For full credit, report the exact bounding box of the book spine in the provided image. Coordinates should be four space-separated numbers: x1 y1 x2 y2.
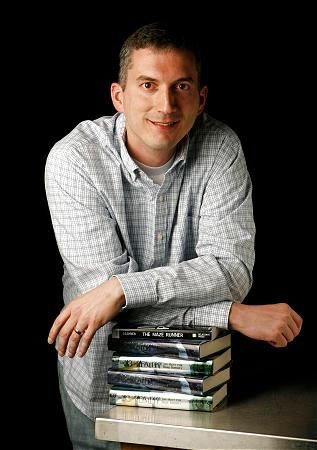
109 389 214 412
111 355 213 376
108 370 204 396
111 329 215 340
108 337 201 360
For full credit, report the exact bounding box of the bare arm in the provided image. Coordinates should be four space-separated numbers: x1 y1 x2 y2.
228 302 303 347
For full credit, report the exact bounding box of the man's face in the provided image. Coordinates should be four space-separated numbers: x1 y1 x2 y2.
111 48 207 165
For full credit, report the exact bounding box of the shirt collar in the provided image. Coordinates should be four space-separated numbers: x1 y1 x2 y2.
115 114 139 181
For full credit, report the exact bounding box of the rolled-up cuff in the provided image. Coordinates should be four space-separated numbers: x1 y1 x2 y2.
194 301 232 329
114 272 157 309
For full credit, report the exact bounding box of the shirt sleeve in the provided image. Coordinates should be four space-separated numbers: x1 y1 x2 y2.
119 301 232 329
116 134 255 310
45 142 139 302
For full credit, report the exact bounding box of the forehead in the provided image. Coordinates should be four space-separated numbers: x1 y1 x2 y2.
127 48 198 81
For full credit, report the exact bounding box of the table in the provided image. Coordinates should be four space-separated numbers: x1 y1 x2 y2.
95 375 317 449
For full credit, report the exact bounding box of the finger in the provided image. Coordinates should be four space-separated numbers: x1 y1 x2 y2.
48 308 71 344
287 315 302 340
290 309 303 330
67 327 86 358
56 321 79 357
280 325 295 343
269 334 288 348
77 326 96 358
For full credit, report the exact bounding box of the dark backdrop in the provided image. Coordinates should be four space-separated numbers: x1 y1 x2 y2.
44 10 314 449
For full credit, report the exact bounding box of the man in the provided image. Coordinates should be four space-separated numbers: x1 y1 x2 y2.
46 23 302 449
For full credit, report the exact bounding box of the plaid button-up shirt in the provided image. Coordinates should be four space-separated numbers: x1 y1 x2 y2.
45 112 255 418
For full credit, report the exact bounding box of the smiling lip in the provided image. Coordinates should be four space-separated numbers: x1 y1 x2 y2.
148 120 179 127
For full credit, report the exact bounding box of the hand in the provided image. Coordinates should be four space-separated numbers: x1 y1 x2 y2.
228 302 303 347
47 277 126 358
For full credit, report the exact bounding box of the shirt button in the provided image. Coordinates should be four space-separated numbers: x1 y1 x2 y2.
159 195 165 202
157 232 163 241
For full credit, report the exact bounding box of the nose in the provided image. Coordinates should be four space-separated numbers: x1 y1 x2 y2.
157 87 176 114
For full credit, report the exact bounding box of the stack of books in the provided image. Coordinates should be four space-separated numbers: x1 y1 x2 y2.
107 325 231 412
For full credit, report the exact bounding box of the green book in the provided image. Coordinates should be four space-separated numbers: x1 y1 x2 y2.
111 348 231 376
109 383 227 412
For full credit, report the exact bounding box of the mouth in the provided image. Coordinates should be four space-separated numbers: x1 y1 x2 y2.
148 120 179 128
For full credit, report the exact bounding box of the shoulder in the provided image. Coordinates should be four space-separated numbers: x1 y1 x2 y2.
187 114 246 176
46 113 122 171
190 113 242 154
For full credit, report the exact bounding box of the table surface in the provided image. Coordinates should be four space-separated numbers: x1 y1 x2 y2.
95 375 317 450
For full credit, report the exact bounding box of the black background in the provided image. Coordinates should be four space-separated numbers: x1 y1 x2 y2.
43 8 315 449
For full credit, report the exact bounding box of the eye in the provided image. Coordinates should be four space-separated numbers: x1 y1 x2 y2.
142 82 153 89
177 83 190 91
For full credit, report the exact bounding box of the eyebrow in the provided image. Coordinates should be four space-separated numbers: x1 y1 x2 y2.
136 75 195 84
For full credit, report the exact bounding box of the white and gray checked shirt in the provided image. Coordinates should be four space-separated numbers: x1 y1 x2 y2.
45 112 255 418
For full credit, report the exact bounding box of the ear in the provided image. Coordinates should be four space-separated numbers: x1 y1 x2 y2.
111 83 124 112
197 85 208 116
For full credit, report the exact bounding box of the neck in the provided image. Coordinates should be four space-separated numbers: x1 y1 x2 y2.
128 148 176 167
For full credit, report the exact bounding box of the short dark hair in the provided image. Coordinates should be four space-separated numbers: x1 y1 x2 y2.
119 22 202 89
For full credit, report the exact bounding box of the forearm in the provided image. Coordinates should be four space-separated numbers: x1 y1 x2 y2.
119 300 233 330
115 255 252 310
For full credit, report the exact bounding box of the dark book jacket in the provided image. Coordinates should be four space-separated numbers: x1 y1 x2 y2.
111 324 221 341
108 332 231 360
108 353 230 396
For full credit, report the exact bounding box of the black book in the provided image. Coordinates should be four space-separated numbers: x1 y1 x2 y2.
111 325 221 341
108 351 230 396
108 333 231 360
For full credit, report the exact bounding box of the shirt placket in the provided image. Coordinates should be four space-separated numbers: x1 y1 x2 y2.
153 190 168 267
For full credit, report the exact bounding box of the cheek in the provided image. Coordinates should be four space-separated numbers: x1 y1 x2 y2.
179 95 200 111
124 89 151 110
136 96 153 110
125 100 150 118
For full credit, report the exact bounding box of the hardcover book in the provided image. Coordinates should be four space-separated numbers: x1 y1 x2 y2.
108 333 231 360
111 325 221 341
108 351 230 396
111 347 231 376
109 383 227 412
